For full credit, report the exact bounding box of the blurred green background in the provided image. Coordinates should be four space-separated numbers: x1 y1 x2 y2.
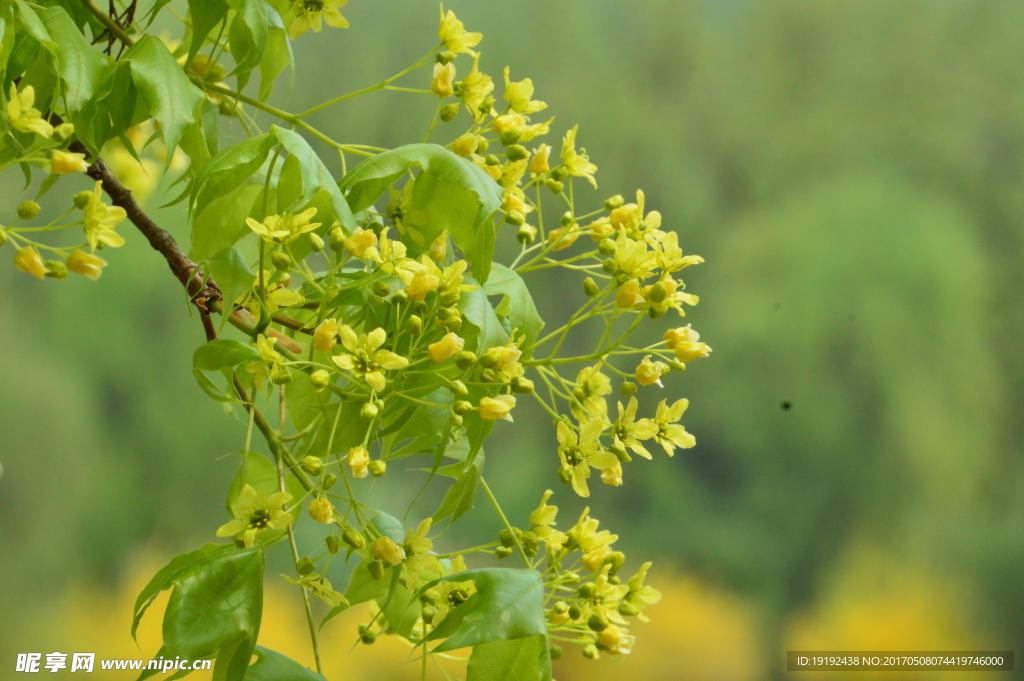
3 0 1024 678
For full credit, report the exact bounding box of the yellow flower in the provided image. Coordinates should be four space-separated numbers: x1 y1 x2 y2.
268 286 303 309
639 399 695 456
583 545 612 573
14 247 46 279
664 324 712 362
601 463 623 487
459 55 493 117
216 484 293 547
81 181 127 250
624 561 662 622
331 326 408 391
438 6 481 54
529 144 551 174
67 250 108 281
570 365 611 422
429 230 449 262
51 150 89 175
519 117 554 143
405 258 442 301
283 573 348 608
246 207 321 244
529 490 568 550
313 318 342 352
345 227 378 258
501 188 531 216
547 223 579 251
557 419 618 498
479 394 516 421
611 397 657 460
429 332 465 363
245 334 284 389
347 446 370 478
503 67 547 114
451 133 480 157
308 497 335 524
634 355 667 387
614 233 658 279
566 508 619 554
370 535 407 566
432 62 456 97
561 125 597 187
7 84 53 137
616 280 645 309
288 0 349 40
493 113 526 138
403 518 440 589
599 624 635 655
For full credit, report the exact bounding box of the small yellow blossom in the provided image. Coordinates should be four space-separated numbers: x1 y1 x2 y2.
429 332 465 363
664 324 712 362
624 561 663 622
81 181 127 250
7 84 53 137
308 497 335 524
332 326 408 392
547 224 579 251
566 508 619 554
246 207 321 244
570 365 611 423
529 144 551 174
479 394 516 421
345 227 378 259
519 117 554 143
493 113 526 138
313 318 342 352
429 230 449 262
561 125 597 187
283 573 348 608
67 250 108 281
600 463 623 487
216 484 293 547
503 67 547 114
405 259 442 301
438 6 482 54
432 62 456 97
635 355 667 387
14 247 46 279
347 446 370 478
557 419 618 498
639 399 695 456
51 150 89 175
459 55 494 116
370 535 407 566
289 0 349 40
616 280 645 309
611 397 657 460
529 490 568 550
451 133 480 157
599 624 635 655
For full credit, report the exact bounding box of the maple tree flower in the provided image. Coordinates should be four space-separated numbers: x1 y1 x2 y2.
600 463 623 487
246 208 321 244
289 0 349 40
331 326 408 392
561 125 597 188
216 484 293 548
370 535 406 565
7 83 53 137
347 446 370 478
634 355 668 387
313 318 342 352
599 624 635 655
611 397 657 460
283 573 348 608
67 250 108 281
429 332 465 363
432 62 456 97
529 490 568 550
345 227 378 259
308 497 335 524
51 150 89 175
664 324 712 362
438 6 482 54
14 247 46 279
529 144 551 174
81 181 127 250
503 67 547 114
557 419 618 498
623 561 663 622
479 394 516 421
639 398 696 456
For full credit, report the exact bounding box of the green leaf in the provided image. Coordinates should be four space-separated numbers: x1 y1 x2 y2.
194 339 259 371
38 6 109 115
244 647 325 681
273 125 354 230
432 456 482 524
466 635 552 681
132 543 232 642
186 0 229 68
73 58 136 154
226 0 268 76
140 548 264 681
377 579 418 638
192 133 277 220
459 275 509 355
14 0 55 53
123 35 206 161
283 370 322 432
191 184 264 261
225 451 304 518
339 144 502 282
421 568 546 652
258 11 291 102
371 510 405 543
483 263 545 353
206 247 255 331
342 561 390 606
381 387 454 461
19 48 56 113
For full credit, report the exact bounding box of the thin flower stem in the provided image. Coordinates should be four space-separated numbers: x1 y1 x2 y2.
480 478 532 568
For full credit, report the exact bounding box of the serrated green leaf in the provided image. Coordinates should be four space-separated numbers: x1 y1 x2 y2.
245 647 326 681
186 0 229 68
132 543 232 642
339 144 502 282
123 35 206 162
193 339 259 371
190 183 263 261
38 6 109 115
226 0 267 76
420 568 546 653
139 547 263 681
483 263 545 353
466 635 552 681
206 247 255 332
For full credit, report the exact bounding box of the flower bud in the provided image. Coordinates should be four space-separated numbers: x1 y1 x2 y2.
296 556 316 575
444 316 463 333
308 370 330 393
367 559 385 580
669 359 686 372
406 315 423 335
360 631 377 645
561 212 574 227
485 154 500 166
429 231 448 262
603 551 626 575
54 123 75 141
369 460 387 477
271 251 291 270
325 535 341 554
648 305 667 319
453 400 474 415
73 191 93 209
360 402 379 421
568 604 582 620
588 613 609 632
343 528 366 549
308 497 335 524
373 280 391 298
391 289 408 306
495 546 513 559
544 179 564 194
577 583 595 599
553 601 569 614
583 277 599 297
505 210 525 226
582 644 599 660
557 467 573 485
370 536 406 565
309 232 324 252
450 379 469 395
505 144 527 162
481 368 503 383
272 370 293 385
517 223 537 244
440 102 460 121
648 281 667 303
479 351 501 368
602 258 617 274
412 300 429 314
598 238 616 256
551 166 569 181
550 645 563 660
436 50 457 64
323 473 338 490
498 527 522 548
329 226 346 251
604 194 624 210
451 413 463 427
612 446 632 463
301 455 323 476
618 601 640 617
44 261 68 280
439 288 461 307
17 201 40 220
511 377 534 394
477 139 490 153
499 129 522 146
